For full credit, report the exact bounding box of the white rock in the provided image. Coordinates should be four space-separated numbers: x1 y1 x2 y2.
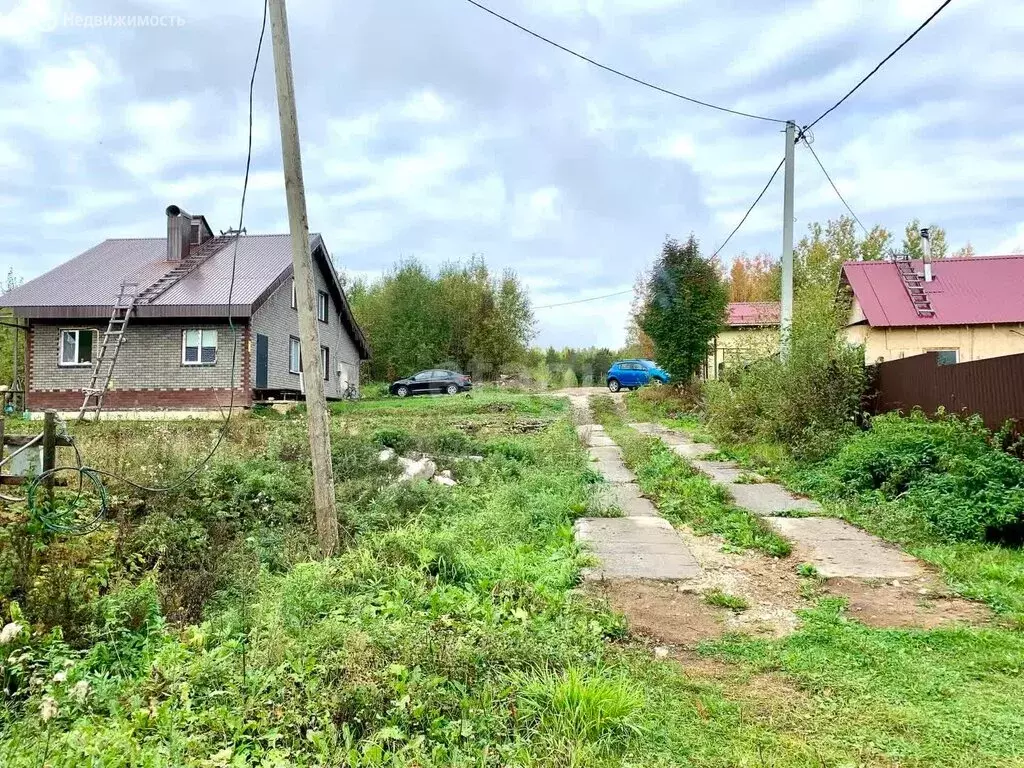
401 458 437 482
0 622 23 644
378 448 396 463
466 455 484 462
440 469 453 479
654 646 670 659
433 475 457 487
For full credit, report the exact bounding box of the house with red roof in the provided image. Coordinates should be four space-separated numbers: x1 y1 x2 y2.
2 205 370 413
841 255 1024 365
706 301 780 378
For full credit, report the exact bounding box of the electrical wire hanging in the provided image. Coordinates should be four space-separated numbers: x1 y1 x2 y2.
800 134 868 234
22 0 271 533
804 0 953 131
710 156 786 259
461 0 788 125
534 289 634 310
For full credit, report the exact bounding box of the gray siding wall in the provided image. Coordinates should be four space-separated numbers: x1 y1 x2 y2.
31 321 244 390
250 266 360 398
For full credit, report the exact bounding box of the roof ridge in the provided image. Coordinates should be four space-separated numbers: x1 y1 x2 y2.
845 254 1024 267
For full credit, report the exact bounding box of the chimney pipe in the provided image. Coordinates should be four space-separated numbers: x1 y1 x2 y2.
921 227 932 282
166 205 191 262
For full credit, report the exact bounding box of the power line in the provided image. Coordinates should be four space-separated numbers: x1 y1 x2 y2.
800 136 868 234
534 289 634 310
805 0 953 130
711 156 786 259
460 0 788 125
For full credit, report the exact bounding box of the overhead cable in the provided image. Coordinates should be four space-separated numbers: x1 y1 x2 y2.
461 0 788 124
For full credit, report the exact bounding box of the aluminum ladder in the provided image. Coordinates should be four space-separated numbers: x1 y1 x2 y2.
77 282 139 422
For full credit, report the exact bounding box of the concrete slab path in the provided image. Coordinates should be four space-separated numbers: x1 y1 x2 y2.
638 423 923 580
573 415 701 581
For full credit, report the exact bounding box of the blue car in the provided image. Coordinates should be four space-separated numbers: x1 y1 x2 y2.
606 360 671 392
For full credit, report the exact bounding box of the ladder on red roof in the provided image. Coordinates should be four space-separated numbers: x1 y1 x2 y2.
894 256 936 318
135 234 234 305
77 282 139 422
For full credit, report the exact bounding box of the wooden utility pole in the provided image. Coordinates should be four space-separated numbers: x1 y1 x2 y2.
268 0 340 556
780 120 796 360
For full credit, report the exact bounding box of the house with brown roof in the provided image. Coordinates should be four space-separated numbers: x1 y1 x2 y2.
706 301 780 379
2 205 370 412
841 254 1024 365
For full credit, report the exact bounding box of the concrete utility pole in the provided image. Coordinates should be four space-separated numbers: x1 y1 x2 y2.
268 0 340 556
780 120 796 360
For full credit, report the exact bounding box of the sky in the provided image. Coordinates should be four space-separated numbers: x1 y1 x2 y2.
1 0 1023 349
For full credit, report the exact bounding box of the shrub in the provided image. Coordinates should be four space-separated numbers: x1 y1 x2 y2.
560 367 579 389
805 411 1024 543
704 284 864 462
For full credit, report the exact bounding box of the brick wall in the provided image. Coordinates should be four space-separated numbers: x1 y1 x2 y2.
250 263 361 398
27 387 248 411
29 320 247 394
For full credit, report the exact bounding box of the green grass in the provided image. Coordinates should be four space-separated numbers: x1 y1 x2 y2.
703 589 749 612
5 392 1024 766
592 398 790 558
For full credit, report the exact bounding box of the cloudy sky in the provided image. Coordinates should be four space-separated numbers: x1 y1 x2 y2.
1 0 1022 348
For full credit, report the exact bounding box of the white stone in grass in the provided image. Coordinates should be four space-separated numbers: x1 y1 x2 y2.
401 458 437 482
440 469 453 479
0 622 23 644
378 448 396 463
433 475 457 487
654 646 670 659
466 455 484 462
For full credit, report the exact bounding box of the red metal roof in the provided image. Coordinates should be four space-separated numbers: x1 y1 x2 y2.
726 301 780 327
1 232 370 359
842 255 1024 328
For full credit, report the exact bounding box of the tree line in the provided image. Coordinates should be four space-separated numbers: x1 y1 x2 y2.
346 257 535 382
629 216 977 382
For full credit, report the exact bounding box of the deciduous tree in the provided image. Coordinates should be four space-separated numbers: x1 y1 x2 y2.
640 236 727 381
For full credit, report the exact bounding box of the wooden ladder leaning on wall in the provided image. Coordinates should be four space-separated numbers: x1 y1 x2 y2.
77 282 139 422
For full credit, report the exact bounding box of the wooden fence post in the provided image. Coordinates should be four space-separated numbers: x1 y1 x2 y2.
42 409 56 504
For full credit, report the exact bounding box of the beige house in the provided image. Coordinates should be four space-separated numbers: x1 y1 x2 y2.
841 255 1024 365
706 302 780 379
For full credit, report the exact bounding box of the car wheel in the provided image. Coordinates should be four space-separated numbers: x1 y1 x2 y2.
396 386 409 398
446 384 458 395
608 378 620 393
651 377 663 386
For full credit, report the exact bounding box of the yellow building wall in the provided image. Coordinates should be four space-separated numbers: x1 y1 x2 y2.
844 323 1024 364
706 326 779 379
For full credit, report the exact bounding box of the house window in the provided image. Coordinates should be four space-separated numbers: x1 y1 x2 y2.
59 329 94 367
317 291 329 323
190 221 201 245
182 329 218 365
934 349 959 366
291 279 297 309
321 346 330 381
289 336 302 374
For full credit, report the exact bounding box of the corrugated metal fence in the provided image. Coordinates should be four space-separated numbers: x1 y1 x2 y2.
868 352 1024 431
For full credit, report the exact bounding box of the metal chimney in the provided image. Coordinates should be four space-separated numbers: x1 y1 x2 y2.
920 227 932 282
165 205 191 262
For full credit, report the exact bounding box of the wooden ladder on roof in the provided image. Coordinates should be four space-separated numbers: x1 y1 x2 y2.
894 256 936 318
134 234 234 305
77 282 139 422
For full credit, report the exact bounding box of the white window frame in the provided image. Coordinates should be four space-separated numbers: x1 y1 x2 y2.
317 290 329 323
182 329 218 366
321 346 330 381
289 336 302 374
59 328 95 367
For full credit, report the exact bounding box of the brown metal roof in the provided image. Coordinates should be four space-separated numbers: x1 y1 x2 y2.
2 232 370 359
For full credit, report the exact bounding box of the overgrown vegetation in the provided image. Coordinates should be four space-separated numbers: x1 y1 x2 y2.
3 394 1024 765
